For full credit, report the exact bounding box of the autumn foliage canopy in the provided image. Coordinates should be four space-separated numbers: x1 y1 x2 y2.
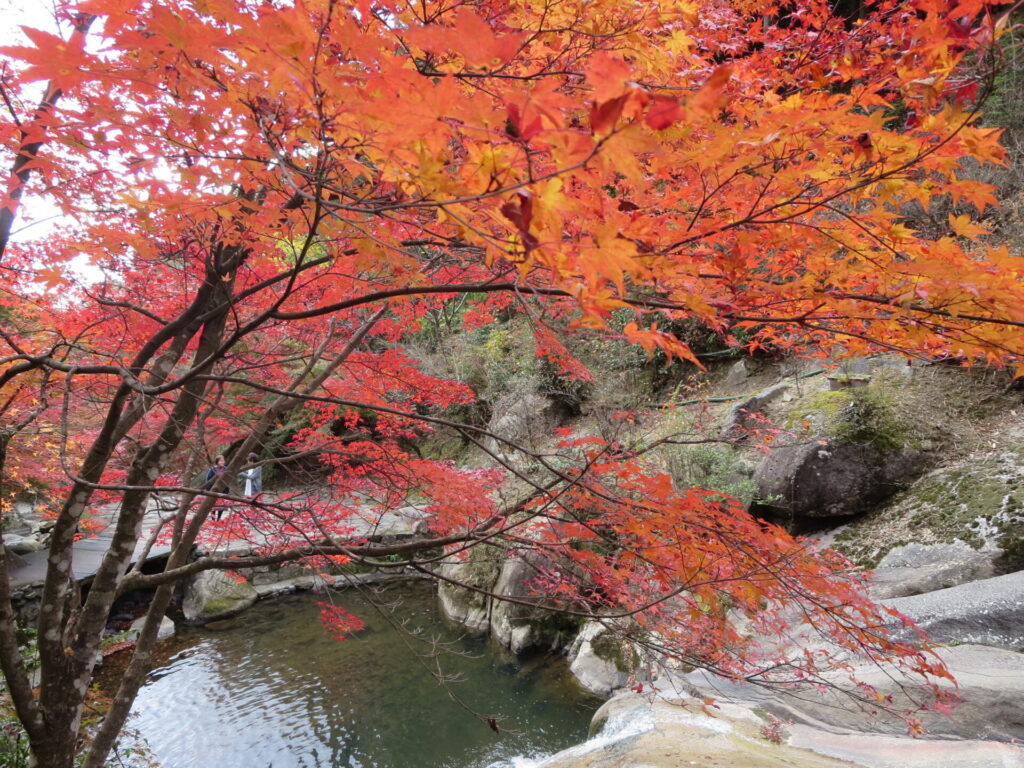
0 0 1020 764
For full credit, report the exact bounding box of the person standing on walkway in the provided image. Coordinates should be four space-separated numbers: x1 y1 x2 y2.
204 455 228 520
240 452 262 500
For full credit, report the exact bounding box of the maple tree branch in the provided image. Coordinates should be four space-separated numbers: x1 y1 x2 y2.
820 292 1024 330
0 13 95 264
0 80 21 127
664 88 992 256
269 277 1024 341
120 532 480 591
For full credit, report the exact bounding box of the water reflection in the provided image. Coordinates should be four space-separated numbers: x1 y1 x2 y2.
129 583 598 768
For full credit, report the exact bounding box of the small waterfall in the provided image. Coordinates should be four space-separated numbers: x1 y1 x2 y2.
489 699 656 768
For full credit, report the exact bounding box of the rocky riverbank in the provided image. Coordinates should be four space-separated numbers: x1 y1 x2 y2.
534 690 1024 768
435 359 1024 767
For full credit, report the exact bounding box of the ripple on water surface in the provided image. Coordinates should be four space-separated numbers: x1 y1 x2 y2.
129 583 599 768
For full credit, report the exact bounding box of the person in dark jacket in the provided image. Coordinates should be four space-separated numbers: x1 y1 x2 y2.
204 455 228 520
204 455 227 488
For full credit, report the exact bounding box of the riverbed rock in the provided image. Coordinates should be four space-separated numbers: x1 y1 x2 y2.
183 570 258 623
250 570 423 599
28 518 54 535
193 540 253 558
6 500 39 531
538 692 858 768
439 542 578 653
567 623 633 697
840 644 1024 742
6 533 46 554
787 724 1024 768
254 579 299 599
723 359 751 389
485 390 565 463
128 614 176 641
490 548 579 653
3 545 27 571
248 563 311 586
760 643 1024 742
681 641 1024 742
867 541 997 599
571 690 1024 768
880 570 1024 649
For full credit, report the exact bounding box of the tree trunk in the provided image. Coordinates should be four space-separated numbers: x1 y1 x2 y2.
28 699 80 768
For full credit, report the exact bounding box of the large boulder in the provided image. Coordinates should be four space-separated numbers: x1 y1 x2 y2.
182 570 257 623
566 623 633 696
750 379 932 523
753 438 921 521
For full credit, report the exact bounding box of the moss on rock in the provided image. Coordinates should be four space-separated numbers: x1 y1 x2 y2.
589 630 637 674
832 446 1024 569
788 383 912 454
195 596 247 620
440 545 503 611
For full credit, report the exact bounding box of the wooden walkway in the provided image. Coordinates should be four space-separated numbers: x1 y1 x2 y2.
8 492 426 589
9 499 173 589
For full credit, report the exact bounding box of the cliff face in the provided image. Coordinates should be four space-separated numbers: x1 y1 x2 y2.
440 352 1023 629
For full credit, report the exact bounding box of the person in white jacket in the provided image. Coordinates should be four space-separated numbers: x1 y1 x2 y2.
240 452 262 499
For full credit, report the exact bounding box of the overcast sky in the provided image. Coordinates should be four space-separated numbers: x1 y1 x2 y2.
1 0 61 45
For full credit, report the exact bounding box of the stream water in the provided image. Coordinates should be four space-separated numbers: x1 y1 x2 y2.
127 582 600 768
